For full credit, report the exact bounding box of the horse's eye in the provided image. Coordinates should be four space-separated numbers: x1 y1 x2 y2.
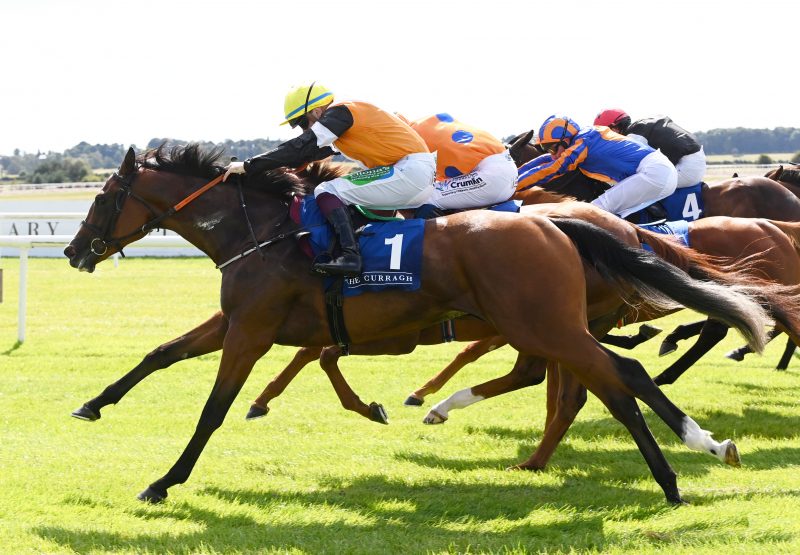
95 195 106 206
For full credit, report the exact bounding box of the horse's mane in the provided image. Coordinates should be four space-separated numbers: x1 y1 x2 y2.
139 143 225 179
777 168 800 185
136 142 350 198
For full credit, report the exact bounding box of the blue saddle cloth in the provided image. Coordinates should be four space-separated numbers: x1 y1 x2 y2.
639 219 690 251
300 197 425 297
637 183 705 224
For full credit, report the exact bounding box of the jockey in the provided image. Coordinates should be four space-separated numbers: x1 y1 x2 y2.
405 113 518 217
224 82 436 277
594 109 706 189
517 115 677 219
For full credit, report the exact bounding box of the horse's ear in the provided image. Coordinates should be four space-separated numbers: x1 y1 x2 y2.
508 130 535 166
119 147 136 176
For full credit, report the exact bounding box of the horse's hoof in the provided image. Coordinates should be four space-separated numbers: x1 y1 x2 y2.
369 402 389 425
245 404 270 420
724 350 745 362
667 493 688 506
137 486 168 504
506 463 544 472
658 341 678 357
422 410 447 425
721 440 741 467
639 324 663 340
403 395 424 407
71 404 100 421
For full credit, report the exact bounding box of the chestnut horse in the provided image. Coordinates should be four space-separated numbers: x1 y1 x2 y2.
411 214 800 420
509 131 800 373
66 144 771 505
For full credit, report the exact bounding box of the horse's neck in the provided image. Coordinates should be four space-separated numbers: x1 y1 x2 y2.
514 187 573 205
156 176 292 266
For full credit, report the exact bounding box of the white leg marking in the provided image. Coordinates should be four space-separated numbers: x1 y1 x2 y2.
681 416 730 462
424 388 485 423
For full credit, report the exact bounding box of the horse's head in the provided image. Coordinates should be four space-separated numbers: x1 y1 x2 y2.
507 130 542 166
64 147 165 272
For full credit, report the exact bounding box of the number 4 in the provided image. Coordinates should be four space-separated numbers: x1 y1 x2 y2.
385 233 404 269
682 192 701 220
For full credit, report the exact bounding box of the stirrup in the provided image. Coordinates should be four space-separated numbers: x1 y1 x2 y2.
313 254 362 277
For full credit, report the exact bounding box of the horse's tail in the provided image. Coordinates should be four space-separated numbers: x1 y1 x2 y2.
551 218 770 353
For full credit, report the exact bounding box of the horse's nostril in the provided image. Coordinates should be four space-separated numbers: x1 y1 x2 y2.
64 245 75 258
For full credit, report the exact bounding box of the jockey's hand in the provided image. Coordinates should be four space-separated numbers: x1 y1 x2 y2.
223 161 246 181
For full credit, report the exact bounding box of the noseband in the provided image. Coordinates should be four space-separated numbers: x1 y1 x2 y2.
81 169 165 258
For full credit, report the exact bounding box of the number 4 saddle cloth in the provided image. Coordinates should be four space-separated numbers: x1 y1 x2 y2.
290 195 425 297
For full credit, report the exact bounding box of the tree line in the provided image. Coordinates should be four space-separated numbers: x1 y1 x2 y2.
3 129 800 183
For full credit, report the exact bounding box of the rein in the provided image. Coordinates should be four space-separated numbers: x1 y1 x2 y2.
82 169 225 258
84 165 311 269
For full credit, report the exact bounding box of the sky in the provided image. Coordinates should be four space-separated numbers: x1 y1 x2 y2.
1 0 797 156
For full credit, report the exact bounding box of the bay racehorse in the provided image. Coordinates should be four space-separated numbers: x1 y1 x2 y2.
66 144 772 505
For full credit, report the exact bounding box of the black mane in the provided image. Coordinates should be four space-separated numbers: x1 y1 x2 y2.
137 142 350 198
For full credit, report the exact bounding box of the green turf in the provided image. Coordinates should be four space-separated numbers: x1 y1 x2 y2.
1 258 799 554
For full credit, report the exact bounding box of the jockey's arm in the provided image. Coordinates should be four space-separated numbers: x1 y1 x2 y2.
244 105 355 174
516 139 588 192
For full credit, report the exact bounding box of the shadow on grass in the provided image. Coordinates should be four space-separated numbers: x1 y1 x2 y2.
2 340 22 355
35 473 795 553
33 476 639 553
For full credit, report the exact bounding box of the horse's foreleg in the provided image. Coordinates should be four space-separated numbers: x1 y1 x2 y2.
658 319 706 356
72 311 228 421
138 327 271 503
511 366 587 471
653 319 729 386
404 336 507 406
422 353 545 424
246 346 323 420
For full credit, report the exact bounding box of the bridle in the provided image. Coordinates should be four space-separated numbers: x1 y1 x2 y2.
80 163 308 268
81 168 169 258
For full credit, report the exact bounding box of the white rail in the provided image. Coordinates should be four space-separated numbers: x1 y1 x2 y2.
0 234 192 343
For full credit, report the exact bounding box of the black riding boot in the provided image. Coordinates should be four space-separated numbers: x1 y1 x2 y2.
313 206 363 277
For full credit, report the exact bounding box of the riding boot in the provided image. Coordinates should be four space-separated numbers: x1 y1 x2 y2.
313 206 363 277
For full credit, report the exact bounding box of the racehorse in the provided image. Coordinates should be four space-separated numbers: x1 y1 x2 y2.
66 144 772 505
407 214 800 422
509 130 800 374
508 130 800 220
590 164 800 369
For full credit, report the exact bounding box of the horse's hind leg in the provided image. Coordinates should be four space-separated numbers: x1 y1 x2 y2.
653 319 729 386
776 335 796 371
510 366 587 471
405 336 508 406
422 353 545 424
540 338 685 503
600 324 662 350
318 345 389 424
247 346 323 420
604 347 740 467
658 320 706 356
72 311 228 421
725 328 783 363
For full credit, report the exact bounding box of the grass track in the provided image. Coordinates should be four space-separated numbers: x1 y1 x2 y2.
1 258 799 554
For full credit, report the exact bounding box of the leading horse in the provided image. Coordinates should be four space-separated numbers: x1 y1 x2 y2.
66 144 771 505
